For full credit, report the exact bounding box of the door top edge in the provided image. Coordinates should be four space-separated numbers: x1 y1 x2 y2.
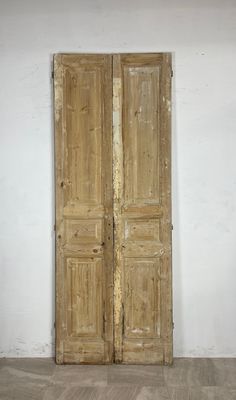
53 52 173 56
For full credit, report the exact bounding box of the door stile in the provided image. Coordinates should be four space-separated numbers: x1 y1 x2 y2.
54 54 65 364
112 54 124 363
159 53 173 364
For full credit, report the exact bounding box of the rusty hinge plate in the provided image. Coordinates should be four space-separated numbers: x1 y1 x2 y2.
122 303 125 336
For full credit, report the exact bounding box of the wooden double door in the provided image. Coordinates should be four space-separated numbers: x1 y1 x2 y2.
54 53 172 365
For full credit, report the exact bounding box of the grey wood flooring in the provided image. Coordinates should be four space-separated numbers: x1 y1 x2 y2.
0 358 236 399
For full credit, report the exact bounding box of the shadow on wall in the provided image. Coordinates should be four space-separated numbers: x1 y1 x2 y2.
50 53 56 357
171 51 184 357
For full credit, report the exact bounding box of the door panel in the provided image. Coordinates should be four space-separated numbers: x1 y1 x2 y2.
66 258 102 337
113 54 172 364
54 54 113 364
124 258 161 338
123 65 160 203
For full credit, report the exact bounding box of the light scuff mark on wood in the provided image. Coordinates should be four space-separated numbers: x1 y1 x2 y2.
166 99 171 113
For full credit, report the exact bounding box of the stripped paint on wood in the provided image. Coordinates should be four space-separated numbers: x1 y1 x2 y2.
54 53 172 365
113 53 172 364
54 54 113 364
113 56 123 363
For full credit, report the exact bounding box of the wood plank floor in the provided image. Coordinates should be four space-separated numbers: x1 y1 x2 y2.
0 358 236 399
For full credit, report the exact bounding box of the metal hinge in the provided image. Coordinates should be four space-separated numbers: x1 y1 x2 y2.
171 224 174 231
103 313 106 334
103 302 106 334
51 70 54 80
171 69 173 78
122 303 125 336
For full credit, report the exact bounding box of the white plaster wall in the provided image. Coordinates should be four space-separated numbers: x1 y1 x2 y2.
0 0 236 357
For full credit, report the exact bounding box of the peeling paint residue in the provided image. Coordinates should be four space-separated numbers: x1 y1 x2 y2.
113 77 123 361
54 56 63 123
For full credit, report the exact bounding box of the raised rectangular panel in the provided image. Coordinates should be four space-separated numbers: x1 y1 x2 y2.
122 340 164 364
125 219 160 242
64 67 102 205
122 204 163 218
63 341 105 364
66 258 102 337
65 219 102 244
124 242 164 258
123 66 160 204
124 259 161 339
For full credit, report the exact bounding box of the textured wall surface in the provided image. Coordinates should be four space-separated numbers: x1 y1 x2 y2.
0 0 236 357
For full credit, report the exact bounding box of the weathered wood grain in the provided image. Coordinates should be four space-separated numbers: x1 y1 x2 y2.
113 55 124 363
113 53 172 364
55 52 172 365
54 54 113 364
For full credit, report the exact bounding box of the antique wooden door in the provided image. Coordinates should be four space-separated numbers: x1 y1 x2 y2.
113 54 172 364
54 54 113 364
54 53 172 365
